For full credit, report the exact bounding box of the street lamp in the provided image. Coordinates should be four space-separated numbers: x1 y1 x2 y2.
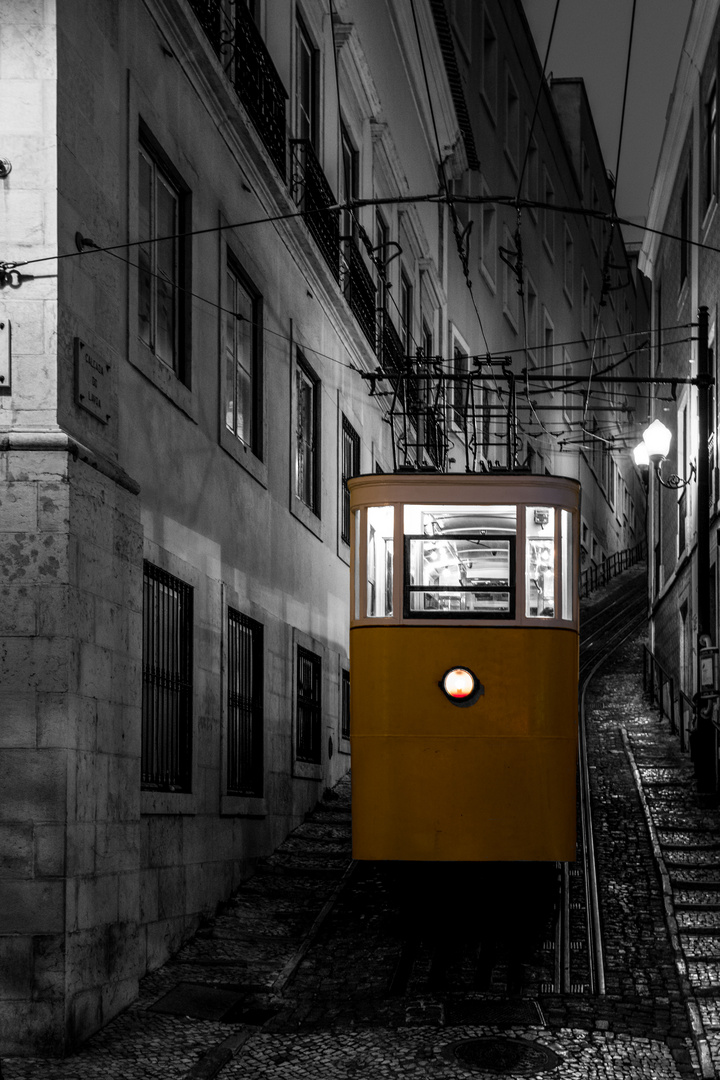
634 418 696 489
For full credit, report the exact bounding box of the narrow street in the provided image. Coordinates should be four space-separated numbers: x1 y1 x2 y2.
3 564 716 1079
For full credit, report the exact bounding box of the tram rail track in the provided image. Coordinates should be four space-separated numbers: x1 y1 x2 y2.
551 580 649 997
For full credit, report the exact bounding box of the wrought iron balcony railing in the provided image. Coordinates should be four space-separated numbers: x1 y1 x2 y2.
290 139 340 280
342 237 376 349
188 0 288 179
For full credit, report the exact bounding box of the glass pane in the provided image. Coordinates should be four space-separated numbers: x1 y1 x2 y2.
526 507 555 618
225 272 237 433
408 589 511 614
155 173 178 368
353 509 360 620
367 506 394 617
138 150 153 347
561 509 573 621
403 504 516 536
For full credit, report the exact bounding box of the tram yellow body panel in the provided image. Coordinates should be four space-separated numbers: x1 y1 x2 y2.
350 626 578 861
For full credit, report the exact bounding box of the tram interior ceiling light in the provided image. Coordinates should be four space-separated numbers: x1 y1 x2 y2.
634 419 695 490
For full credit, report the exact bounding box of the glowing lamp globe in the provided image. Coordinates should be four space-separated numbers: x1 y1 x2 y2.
443 668 475 699
633 442 650 468
642 419 672 463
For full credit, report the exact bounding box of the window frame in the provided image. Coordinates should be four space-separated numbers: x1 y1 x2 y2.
340 413 361 546
141 561 194 794
226 607 264 798
295 12 319 147
223 253 264 461
137 123 192 388
296 644 322 765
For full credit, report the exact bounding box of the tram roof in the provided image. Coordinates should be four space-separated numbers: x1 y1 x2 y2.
347 471 580 510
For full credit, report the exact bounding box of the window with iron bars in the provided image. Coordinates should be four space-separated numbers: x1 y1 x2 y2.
341 415 360 545
142 563 193 791
296 646 322 764
227 609 264 797
341 668 350 740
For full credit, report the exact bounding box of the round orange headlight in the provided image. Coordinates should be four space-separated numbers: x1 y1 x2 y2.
443 668 475 699
439 666 484 707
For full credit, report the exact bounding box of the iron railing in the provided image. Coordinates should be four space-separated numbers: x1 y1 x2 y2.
227 609 264 796
188 0 288 178
580 539 647 598
290 139 340 280
142 562 194 791
296 645 322 764
643 645 693 753
342 238 376 348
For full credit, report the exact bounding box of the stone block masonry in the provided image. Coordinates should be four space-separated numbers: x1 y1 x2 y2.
0 447 143 1054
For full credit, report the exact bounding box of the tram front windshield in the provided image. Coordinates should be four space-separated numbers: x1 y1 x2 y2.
404 505 516 617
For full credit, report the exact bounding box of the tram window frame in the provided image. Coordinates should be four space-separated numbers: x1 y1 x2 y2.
403 533 516 620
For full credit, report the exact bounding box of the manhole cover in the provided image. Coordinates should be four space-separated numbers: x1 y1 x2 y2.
444 1037 561 1075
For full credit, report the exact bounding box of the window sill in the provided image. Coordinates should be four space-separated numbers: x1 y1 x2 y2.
291 495 323 540
502 305 519 335
479 262 496 294
220 426 268 488
480 91 497 127
542 238 555 264
293 759 323 781
220 795 267 817
130 342 198 423
141 790 196 815
339 737 351 757
563 286 573 308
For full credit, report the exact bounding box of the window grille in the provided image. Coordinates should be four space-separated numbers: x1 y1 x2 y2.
227 609 264 797
341 415 360 545
341 668 350 740
142 562 193 791
296 646 322 763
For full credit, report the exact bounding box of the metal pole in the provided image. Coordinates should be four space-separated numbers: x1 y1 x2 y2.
695 305 714 789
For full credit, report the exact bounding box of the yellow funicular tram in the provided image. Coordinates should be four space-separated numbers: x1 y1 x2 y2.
348 471 580 862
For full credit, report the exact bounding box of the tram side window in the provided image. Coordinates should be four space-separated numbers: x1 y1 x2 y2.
403 504 516 618
561 509 573 620
526 507 555 618
367 506 394 617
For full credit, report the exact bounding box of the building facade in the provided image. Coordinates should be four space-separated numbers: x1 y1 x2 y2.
0 0 646 1055
431 0 649 572
639 0 720 768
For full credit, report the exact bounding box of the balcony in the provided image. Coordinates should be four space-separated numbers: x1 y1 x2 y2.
290 139 340 280
188 0 288 179
342 237 376 349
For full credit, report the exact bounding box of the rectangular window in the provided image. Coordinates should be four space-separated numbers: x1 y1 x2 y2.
225 260 262 456
581 272 590 340
480 183 497 287
706 83 717 210
505 71 519 172
400 270 413 354
502 226 519 330
524 129 539 217
227 609 264 797
403 504 516 619
482 10 497 116
367 505 394 617
543 310 554 379
526 507 555 618
542 169 554 256
295 15 318 145
341 415 360 545
450 345 468 429
526 276 538 365
561 509 573 621
563 223 574 302
296 646 321 764
680 176 690 288
138 137 187 377
142 563 193 791
341 668 350 739
562 348 573 425
296 354 320 513
340 121 358 242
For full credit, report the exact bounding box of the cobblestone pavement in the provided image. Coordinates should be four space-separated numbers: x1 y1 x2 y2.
2 566 715 1079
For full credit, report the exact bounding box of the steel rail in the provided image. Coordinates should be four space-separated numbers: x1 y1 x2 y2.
565 591 648 996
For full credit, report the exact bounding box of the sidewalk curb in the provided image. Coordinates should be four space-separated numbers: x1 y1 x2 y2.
621 725 716 1080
